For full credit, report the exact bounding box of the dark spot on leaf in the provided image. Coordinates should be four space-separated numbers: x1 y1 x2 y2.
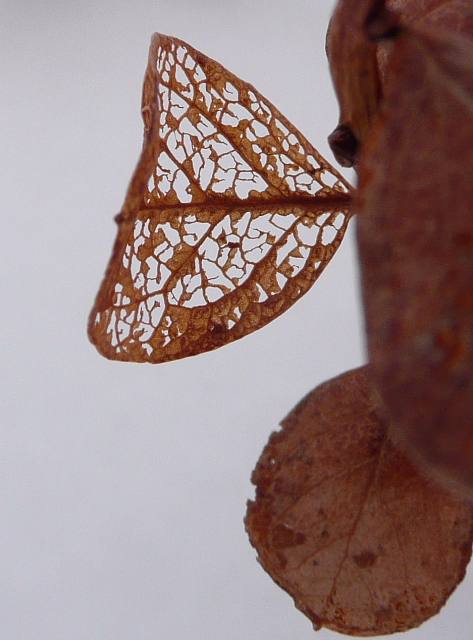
271 524 307 549
210 323 225 334
374 606 393 623
352 550 377 568
453 231 473 251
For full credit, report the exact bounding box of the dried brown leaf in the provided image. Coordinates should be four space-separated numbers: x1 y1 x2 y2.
327 0 473 166
246 366 473 636
376 0 473 92
357 23 473 491
387 0 473 36
326 0 382 165
88 34 353 363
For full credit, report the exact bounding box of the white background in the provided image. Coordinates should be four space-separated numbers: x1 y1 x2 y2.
2 0 472 638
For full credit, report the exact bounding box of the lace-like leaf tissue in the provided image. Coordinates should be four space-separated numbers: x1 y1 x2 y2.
88 34 353 363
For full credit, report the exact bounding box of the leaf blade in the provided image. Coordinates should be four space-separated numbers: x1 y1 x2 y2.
89 34 353 363
246 366 473 636
357 24 473 490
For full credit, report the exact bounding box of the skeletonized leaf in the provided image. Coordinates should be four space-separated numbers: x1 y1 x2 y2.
88 34 353 363
357 24 473 491
246 366 473 636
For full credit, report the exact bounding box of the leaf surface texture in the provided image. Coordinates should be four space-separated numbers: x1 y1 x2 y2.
246 367 473 636
89 34 352 363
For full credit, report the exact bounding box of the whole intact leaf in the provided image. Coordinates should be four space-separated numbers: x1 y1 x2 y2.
246 366 473 636
357 24 473 491
88 34 353 363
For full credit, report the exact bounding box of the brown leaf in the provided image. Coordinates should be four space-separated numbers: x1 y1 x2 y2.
376 0 473 94
387 0 473 36
88 34 353 363
246 366 473 636
357 22 473 491
326 0 382 165
327 0 473 166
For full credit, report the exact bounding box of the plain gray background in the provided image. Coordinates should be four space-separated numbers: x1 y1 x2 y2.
2 0 472 638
